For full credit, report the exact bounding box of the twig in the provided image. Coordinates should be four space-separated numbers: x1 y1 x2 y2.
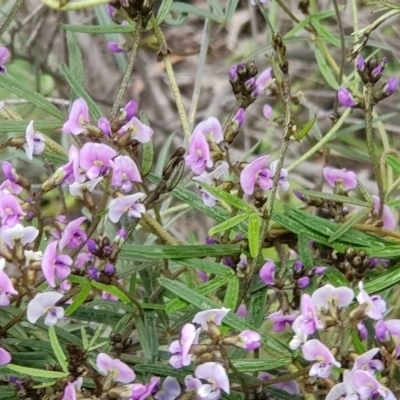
0 0 24 38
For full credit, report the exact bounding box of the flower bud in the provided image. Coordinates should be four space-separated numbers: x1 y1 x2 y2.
297 276 310 289
337 88 359 108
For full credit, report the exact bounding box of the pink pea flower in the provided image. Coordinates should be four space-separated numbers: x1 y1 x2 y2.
111 155 142 192
41 241 72 287
102 291 118 301
2 162 19 184
372 195 396 231
0 180 23 195
98 117 112 136
0 190 26 227
353 348 384 374
323 167 357 191
236 330 261 350
256 67 273 91
240 155 273 195
0 259 18 306
79 143 117 180
27 291 64 326
0 347 11 365
121 100 138 121
195 362 230 398
66 145 85 184
107 42 125 53
69 177 102 198
62 98 90 135
192 308 230 328
236 304 248 318
128 376 160 400
267 310 298 332
297 293 324 335
59 217 87 250
302 339 341 378
154 377 181 400
108 193 146 223
259 260 275 285
326 370 356 400
338 88 358 108
0 223 38 248
169 323 201 368
193 117 223 144
311 284 354 311
0 47 10 74
376 319 400 356
24 121 45 160
352 370 396 400
118 116 153 143
185 130 213 175
269 160 290 192
289 314 308 350
96 353 135 383
356 281 386 320
62 379 83 400
193 162 229 207
184 375 202 392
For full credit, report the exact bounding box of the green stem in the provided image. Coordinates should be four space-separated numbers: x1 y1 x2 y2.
0 0 24 38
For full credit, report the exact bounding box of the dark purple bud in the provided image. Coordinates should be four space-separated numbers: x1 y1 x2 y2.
103 245 112 257
294 260 303 273
293 190 306 202
244 78 256 93
297 276 310 289
205 236 217 245
88 266 100 281
229 66 238 83
222 257 235 268
87 239 100 255
371 65 384 79
236 63 247 78
357 322 368 341
356 56 366 72
122 100 138 121
233 108 245 129
384 77 398 96
106 4 116 17
114 227 127 245
311 266 327 276
104 263 115 276
338 88 358 108
250 88 259 101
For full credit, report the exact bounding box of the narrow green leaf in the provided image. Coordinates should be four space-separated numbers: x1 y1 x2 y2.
209 212 251 236
66 31 85 87
313 20 341 47
172 258 234 277
139 111 154 176
65 281 92 316
48 326 68 373
294 115 316 141
68 274 90 284
248 212 261 258
134 315 152 362
357 181 374 206
327 143 370 163
328 209 370 243
224 276 240 309
295 189 369 207
207 0 224 18
171 2 224 22
387 155 400 175
364 265 400 293
0 74 64 120
6 364 68 379
231 358 289 372
224 0 239 24
298 231 313 269
60 63 102 120
352 328 367 354
60 23 137 34
91 281 131 303
0 120 62 132
197 182 254 212
325 267 349 287
247 288 268 328
145 311 158 363
135 364 188 379
156 0 174 25
159 277 292 358
314 46 339 89
283 16 311 39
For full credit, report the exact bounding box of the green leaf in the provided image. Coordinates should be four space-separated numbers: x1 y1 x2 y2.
231 358 290 372
171 2 224 23
159 277 292 358
352 328 366 354
328 209 370 243
314 20 341 47
172 258 234 277
357 181 374 206
207 0 224 19
6 364 68 379
68 274 90 284
224 276 240 309
156 0 174 25
145 311 158 363
364 265 400 293
135 364 188 379
0 120 63 132
65 281 92 316
298 231 313 269
325 267 349 287
91 281 131 303
48 326 68 373
139 111 154 176
294 115 316 141
60 23 137 34
198 182 254 212
0 74 64 120
247 288 268 328
295 189 369 207
326 143 370 163
134 315 152 362
119 244 242 260
314 46 338 89
60 63 102 120
224 0 239 24
209 212 251 236
387 155 400 175
248 212 261 258
66 31 85 88
283 16 311 39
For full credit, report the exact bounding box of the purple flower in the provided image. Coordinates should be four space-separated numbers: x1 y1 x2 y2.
263 104 272 119
111 155 142 192
169 323 201 368
0 347 11 365
0 223 38 248
338 88 358 108
356 56 366 72
79 143 117 180
236 304 248 318
353 348 384 374
384 77 398 96
372 195 396 231
195 362 230 397
0 190 26 227
62 98 90 135
267 310 298 332
128 377 160 400
0 260 18 306
311 284 354 311
289 315 308 350
27 291 64 326
107 42 125 53
256 67 273 91
66 145 85 184
118 116 153 143
2 162 18 183
352 370 396 400
259 260 275 285
0 47 10 74
185 130 213 175
233 108 245 129
269 160 290 192
312 266 327 276
193 117 223 144
358 321 368 340
108 193 146 223
69 177 102 198
121 100 138 121
96 353 135 383
326 370 356 400
41 241 72 287
356 281 386 320
193 162 229 207
59 217 87 250
61 382 77 400
297 276 310 289
297 293 324 335
302 339 341 378
154 377 181 400
240 155 272 195
236 330 261 350
323 167 357 190
0 180 22 195
24 121 45 160
98 117 112 136
192 308 230 328
376 319 400 356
